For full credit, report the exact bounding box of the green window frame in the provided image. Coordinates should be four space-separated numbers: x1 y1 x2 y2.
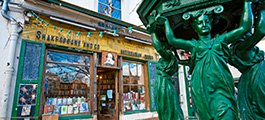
12 40 45 119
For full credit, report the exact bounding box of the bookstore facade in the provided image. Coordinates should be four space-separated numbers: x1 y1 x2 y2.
11 13 158 120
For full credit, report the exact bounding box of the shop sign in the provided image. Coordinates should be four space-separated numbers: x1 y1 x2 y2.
22 16 157 61
120 50 154 60
144 55 154 60
121 50 142 57
36 31 100 50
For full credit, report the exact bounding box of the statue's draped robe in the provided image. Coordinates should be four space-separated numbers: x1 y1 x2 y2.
155 53 184 120
190 35 238 119
228 45 265 120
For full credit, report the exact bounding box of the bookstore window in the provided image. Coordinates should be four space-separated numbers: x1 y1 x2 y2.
43 50 91 115
122 61 146 112
98 0 121 19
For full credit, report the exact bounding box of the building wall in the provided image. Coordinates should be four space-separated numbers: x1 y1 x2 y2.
60 0 144 27
0 4 24 118
61 0 97 11
121 0 144 27
5 0 157 119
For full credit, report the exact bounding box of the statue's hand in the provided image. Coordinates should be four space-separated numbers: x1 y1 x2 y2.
147 23 156 34
155 15 168 25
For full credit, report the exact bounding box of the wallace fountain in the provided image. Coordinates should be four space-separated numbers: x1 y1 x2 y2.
137 0 265 120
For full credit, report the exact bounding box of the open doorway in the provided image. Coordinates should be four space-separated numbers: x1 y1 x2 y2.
97 68 118 120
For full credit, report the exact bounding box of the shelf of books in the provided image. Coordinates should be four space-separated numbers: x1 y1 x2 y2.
42 79 90 119
41 50 92 119
97 71 116 117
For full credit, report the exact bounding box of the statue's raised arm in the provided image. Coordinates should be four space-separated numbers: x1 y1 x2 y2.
222 1 254 44
237 2 265 51
156 15 195 52
226 2 265 119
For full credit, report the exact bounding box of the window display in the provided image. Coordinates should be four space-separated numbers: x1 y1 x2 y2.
122 61 145 112
43 50 91 116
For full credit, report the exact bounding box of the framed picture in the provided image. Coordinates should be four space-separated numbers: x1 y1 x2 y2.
21 105 31 116
18 84 37 105
101 51 117 67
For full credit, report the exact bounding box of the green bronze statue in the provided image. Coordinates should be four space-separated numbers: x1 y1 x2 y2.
227 2 265 119
148 24 184 120
151 1 254 119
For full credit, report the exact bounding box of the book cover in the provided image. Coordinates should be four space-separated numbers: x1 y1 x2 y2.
61 106 68 114
80 102 89 113
62 98 67 105
77 97 82 104
73 104 79 114
107 90 113 99
57 98 62 106
51 98 57 105
53 105 60 114
101 95 106 101
67 97 73 104
21 105 31 116
46 98 52 105
72 97 77 104
67 105 73 114
43 105 54 115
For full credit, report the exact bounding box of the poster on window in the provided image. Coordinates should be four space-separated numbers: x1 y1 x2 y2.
137 64 142 77
130 63 137 76
122 62 129 76
21 105 31 116
18 84 37 105
101 51 117 67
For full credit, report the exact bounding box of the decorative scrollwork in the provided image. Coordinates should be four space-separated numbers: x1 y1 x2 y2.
182 5 224 20
163 0 181 9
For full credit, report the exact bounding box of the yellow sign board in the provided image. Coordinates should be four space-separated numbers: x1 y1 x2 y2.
22 17 158 61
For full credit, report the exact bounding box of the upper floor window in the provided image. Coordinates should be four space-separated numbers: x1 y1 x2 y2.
98 0 121 19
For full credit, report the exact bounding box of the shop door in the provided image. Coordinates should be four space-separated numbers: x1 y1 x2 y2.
97 68 118 120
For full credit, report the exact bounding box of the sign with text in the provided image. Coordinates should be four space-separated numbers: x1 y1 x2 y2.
22 16 157 61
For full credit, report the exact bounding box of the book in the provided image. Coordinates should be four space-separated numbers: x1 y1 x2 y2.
80 102 89 113
72 97 77 104
77 97 82 104
51 98 57 105
73 104 79 114
46 98 52 105
43 105 54 115
53 105 60 114
101 95 106 101
62 98 67 105
67 105 73 114
61 106 67 114
67 97 72 104
21 105 31 116
107 90 113 99
57 98 62 106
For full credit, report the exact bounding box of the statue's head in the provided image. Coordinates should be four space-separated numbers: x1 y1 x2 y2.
192 14 212 36
182 5 224 36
